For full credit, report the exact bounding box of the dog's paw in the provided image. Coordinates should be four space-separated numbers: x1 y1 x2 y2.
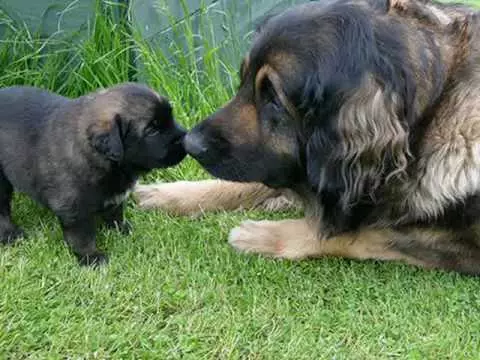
133 182 203 216
117 220 133 235
0 227 25 245
228 220 285 257
77 252 109 267
228 219 322 259
106 219 133 235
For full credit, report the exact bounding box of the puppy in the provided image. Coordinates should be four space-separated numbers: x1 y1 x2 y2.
0 83 186 265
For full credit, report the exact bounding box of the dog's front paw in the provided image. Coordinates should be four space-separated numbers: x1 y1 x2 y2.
77 252 109 267
228 220 284 257
228 219 322 259
0 226 25 245
133 182 203 216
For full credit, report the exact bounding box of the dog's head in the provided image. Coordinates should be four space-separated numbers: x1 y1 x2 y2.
85 83 186 171
184 0 445 203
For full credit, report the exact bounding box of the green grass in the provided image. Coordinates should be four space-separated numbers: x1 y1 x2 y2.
1 0 480 358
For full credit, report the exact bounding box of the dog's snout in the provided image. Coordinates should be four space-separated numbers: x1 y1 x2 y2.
183 132 208 159
172 126 186 145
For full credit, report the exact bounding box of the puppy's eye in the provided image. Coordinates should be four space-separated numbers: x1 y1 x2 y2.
144 126 159 137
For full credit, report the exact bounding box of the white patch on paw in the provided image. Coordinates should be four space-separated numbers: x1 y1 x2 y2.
228 219 322 259
228 220 281 256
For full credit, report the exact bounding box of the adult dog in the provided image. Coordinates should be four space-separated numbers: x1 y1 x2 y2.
136 0 480 275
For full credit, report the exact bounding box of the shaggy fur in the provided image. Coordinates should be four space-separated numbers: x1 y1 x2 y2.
0 83 186 265
136 0 480 275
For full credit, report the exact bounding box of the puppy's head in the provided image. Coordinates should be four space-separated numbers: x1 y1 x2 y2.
183 0 419 194
85 83 186 171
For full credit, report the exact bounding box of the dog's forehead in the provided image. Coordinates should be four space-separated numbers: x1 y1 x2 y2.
98 84 164 105
250 0 386 59
113 86 171 118
247 4 335 73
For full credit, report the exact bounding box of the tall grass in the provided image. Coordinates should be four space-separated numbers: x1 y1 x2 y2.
131 0 241 125
0 2 134 94
0 0 238 115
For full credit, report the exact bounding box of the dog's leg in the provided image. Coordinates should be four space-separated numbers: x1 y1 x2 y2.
229 218 324 259
59 216 106 266
0 171 24 244
229 219 480 275
134 180 300 216
101 202 132 235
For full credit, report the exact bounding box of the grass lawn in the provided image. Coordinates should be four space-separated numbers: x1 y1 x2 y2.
1 1 480 358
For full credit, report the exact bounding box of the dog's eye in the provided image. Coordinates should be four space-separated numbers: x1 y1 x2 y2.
271 96 282 111
260 77 282 111
144 126 159 137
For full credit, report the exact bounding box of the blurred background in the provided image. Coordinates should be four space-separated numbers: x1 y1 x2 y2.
0 0 308 93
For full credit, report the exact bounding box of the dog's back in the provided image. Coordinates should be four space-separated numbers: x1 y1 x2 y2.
0 86 68 141
0 87 70 198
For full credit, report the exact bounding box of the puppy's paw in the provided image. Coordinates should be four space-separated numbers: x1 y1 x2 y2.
133 182 203 216
117 220 133 235
106 219 133 235
0 227 25 245
77 252 109 267
228 219 322 259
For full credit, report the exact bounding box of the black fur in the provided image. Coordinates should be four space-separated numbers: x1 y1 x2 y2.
0 83 186 266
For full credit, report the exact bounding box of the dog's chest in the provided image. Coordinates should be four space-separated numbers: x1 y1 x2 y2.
100 171 137 209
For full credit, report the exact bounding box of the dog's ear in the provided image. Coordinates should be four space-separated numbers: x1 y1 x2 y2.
88 114 124 162
305 75 411 229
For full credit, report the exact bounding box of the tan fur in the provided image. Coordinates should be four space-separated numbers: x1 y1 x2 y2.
229 218 425 266
240 55 250 80
399 77 480 221
229 218 322 259
318 74 410 207
235 104 259 142
134 180 301 216
390 0 473 25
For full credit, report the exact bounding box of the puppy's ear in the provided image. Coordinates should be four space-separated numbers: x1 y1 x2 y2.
306 76 410 230
88 114 124 162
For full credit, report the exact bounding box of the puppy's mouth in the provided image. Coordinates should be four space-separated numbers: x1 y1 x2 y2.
160 137 187 167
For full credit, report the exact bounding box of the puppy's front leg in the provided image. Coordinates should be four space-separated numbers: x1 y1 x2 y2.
101 202 132 235
0 173 24 244
60 217 106 266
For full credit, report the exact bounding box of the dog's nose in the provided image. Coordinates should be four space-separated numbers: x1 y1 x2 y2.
183 132 208 158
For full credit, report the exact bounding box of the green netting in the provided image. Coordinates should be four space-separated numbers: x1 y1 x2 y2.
0 0 97 38
0 0 308 65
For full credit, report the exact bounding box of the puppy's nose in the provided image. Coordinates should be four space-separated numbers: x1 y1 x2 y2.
183 132 208 158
